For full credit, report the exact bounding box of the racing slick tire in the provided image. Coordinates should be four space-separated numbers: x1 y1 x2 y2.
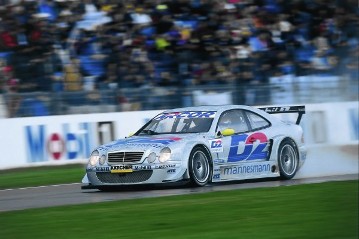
278 138 299 180
188 146 212 187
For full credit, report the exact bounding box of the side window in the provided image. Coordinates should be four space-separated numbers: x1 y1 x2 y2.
246 111 270 130
217 110 249 134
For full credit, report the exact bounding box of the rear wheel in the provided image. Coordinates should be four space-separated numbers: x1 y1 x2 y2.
188 147 212 186
278 139 299 179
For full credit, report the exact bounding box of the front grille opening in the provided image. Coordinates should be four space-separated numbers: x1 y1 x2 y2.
96 171 153 183
107 151 144 164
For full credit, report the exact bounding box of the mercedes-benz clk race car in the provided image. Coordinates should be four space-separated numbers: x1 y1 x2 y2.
82 105 306 190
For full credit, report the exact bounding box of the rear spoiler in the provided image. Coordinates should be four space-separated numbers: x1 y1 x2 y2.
258 105 305 125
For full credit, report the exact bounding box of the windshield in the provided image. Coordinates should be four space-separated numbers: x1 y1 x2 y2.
136 111 216 135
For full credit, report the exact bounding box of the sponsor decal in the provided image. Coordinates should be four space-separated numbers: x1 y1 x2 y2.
167 169 176 174
96 166 110 172
209 139 223 152
228 132 269 162
25 122 115 163
222 163 271 175
262 106 290 113
133 165 152 170
132 164 178 170
155 164 176 169
110 165 133 173
213 174 220 180
261 106 305 113
123 143 163 148
154 111 216 120
103 143 163 149
125 137 182 145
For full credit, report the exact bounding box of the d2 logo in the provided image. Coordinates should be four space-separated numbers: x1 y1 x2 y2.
210 139 223 152
228 132 269 162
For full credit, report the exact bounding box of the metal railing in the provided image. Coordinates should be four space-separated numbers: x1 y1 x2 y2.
0 76 357 118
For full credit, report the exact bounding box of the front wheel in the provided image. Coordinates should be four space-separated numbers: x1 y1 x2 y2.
188 147 212 186
278 139 299 179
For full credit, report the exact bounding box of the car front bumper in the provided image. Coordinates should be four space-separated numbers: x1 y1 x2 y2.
82 163 186 188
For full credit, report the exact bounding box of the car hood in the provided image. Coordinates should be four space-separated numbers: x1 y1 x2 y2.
97 135 193 152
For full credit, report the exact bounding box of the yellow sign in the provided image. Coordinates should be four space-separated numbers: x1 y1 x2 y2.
110 169 133 173
110 165 133 173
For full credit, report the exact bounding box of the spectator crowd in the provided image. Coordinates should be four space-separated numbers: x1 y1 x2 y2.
0 0 358 117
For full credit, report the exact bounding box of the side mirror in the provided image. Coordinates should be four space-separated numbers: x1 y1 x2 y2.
126 132 134 138
222 128 235 136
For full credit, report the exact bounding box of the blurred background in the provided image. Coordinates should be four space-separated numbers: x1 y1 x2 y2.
0 0 358 118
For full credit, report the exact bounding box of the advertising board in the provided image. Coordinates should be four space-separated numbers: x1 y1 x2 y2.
0 102 357 171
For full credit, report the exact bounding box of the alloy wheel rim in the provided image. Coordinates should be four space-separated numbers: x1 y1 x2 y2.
280 145 297 175
192 151 209 183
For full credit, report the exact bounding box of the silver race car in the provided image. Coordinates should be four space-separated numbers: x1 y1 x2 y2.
82 105 306 190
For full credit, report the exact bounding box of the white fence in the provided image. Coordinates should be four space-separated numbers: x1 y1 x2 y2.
0 102 358 176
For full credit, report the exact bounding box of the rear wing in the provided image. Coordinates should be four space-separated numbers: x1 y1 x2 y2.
258 105 305 125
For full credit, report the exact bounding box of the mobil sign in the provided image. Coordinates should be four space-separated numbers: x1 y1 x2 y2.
25 121 115 163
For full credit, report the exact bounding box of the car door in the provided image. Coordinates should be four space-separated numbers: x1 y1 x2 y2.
214 109 271 164
244 110 272 160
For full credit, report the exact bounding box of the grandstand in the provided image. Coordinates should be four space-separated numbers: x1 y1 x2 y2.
0 0 358 117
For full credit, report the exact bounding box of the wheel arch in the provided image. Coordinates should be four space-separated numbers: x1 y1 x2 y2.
280 136 300 156
182 143 213 180
269 135 300 162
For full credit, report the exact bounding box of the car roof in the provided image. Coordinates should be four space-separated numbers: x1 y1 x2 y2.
163 105 256 114
161 105 283 126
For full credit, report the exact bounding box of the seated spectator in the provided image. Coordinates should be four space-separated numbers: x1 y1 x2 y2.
0 0 357 116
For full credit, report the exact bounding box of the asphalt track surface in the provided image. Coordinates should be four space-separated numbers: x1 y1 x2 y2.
0 174 357 212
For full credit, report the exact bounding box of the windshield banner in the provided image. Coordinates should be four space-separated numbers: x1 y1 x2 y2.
154 111 216 120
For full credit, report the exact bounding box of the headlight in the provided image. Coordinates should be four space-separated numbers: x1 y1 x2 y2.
159 147 171 163
99 154 106 165
147 152 156 163
89 150 100 166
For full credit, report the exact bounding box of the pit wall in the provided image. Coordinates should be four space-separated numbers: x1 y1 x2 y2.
0 102 358 177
